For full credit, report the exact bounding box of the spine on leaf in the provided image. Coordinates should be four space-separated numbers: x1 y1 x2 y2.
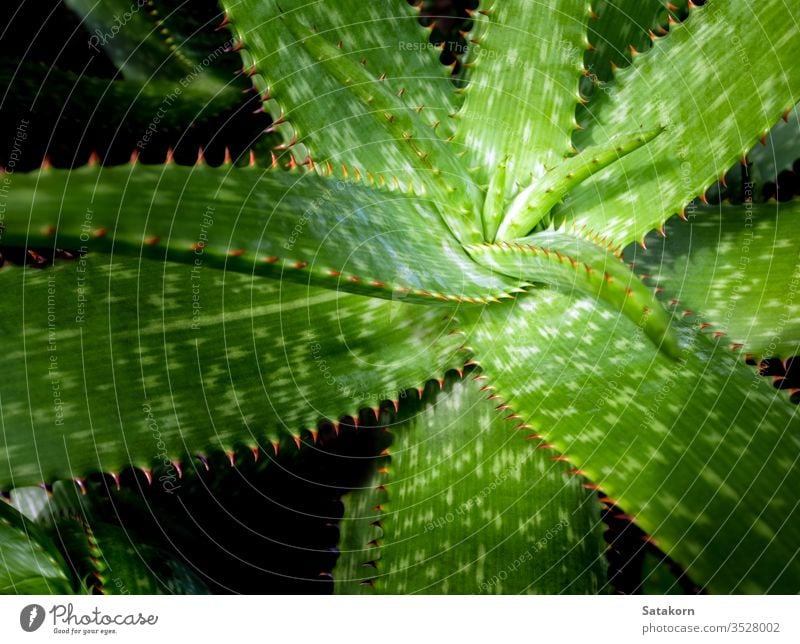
466 230 680 359
495 128 663 241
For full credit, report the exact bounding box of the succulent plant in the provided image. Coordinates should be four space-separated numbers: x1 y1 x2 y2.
1 0 799 594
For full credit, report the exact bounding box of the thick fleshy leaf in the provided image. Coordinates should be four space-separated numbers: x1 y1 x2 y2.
625 202 800 359
0 164 520 303
495 127 663 240
641 552 685 595
0 500 74 594
335 377 606 594
220 0 482 240
466 231 679 357
562 0 800 248
455 0 588 230
0 253 469 488
42 482 211 595
220 0 458 143
584 0 666 85
463 290 800 593
747 108 800 190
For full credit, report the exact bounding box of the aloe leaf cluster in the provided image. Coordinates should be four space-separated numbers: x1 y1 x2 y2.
0 0 799 595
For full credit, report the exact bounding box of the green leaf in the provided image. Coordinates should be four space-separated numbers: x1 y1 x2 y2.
584 0 666 85
466 231 679 358
495 127 663 240
335 377 606 594
0 250 472 488
641 552 686 595
0 164 519 303
625 202 800 359
462 289 800 593
0 499 74 594
454 0 589 236
219 0 482 240
563 0 800 248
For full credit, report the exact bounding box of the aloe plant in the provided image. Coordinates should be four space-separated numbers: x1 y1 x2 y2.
1 0 799 595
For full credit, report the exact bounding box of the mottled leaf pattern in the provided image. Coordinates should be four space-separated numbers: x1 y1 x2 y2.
1 164 519 303
466 230 679 357
335 378 606 594
1 0 799 595
626 202 800 359
463 290 800 592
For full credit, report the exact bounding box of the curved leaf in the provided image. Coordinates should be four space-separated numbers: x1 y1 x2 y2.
563 0 800 247
335 378 606 594
463 289 800 593
466 231 679 357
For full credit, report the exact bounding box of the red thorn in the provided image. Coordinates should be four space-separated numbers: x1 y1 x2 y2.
215 14 231 31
